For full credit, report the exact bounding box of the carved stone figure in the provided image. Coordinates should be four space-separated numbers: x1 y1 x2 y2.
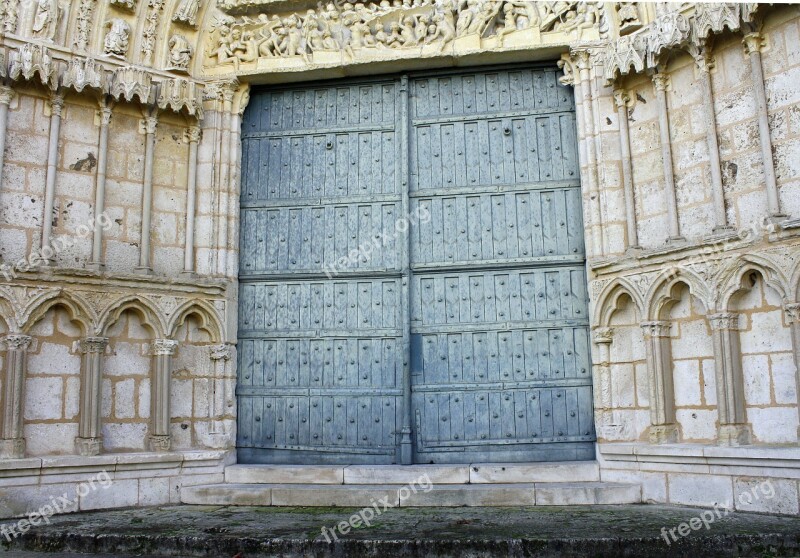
104 18 131 57
110 0 136 10
31 0 58 40
173 0 200 26
2 0 19 33
617 1 641 33
168 34 193 70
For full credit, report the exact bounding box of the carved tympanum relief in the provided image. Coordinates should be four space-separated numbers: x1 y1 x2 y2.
168 34 194 70
204 0 601 72
174 0 201 26
31 0 59 41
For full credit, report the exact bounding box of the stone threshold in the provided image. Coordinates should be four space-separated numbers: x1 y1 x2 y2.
181 481 641 507
0 450 234 479
225 460 600 484
599 442 800 466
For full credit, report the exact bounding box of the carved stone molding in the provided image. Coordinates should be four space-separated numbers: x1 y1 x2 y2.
109 66 152 103
157 78 203 119
62 58 105 94
9 43 56 88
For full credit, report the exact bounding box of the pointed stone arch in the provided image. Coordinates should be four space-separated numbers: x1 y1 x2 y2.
593 277 645 328
98 295 166 338
645 268 712 321
20 292 94 336
717 255 790 311
166 299 224 343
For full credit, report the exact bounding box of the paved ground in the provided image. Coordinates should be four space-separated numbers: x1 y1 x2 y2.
1 504 799 557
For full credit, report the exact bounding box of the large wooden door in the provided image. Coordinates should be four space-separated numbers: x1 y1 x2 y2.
237 79 405 464
408 68 594 463
237 65 594 464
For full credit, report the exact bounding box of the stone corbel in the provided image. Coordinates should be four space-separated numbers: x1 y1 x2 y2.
708 312 751 446
149 338 178 452
0 334 32 458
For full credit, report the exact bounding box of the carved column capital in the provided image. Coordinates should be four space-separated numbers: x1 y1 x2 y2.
593 327 614 345
49 94 65 117
80 337 109 354
209 343 232 361
571 48 592 72
743 32 766 56
99 105 113 126
651 72 670 92
2 334 32 350
613 88 630 108
143 115 158 135
784 303 800 323
186 125 201 143
0 86 14 106
709 313 740 331
151 339 178 356
641 320 671 337
557 55 577 87
688 43 715 74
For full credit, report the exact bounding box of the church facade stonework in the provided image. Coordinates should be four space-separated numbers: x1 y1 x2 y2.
0 0 798 515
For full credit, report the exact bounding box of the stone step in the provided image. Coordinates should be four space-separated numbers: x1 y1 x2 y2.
180 481 640 507
225 461 600 485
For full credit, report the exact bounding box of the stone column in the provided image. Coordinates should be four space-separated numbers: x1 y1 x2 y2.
88 103 113 271
743 32 788 223
41 93 65 263
75 337 109 456
783 303 800 439
652 72 684 243
613 88 639 249
0 334 32 458
0 86 14 196
149 338 178 451
709 313 751 445
592 327 614 434
574 49 604 257
136 114 158 274
215 84 235 276
641 321 679 443
209 343 232 435
182 125 201 275
691 44 734 235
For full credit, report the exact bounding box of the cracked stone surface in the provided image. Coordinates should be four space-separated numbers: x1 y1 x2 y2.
1 504 800 557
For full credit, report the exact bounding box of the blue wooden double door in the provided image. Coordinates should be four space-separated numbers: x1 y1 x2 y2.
237 65 594 464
